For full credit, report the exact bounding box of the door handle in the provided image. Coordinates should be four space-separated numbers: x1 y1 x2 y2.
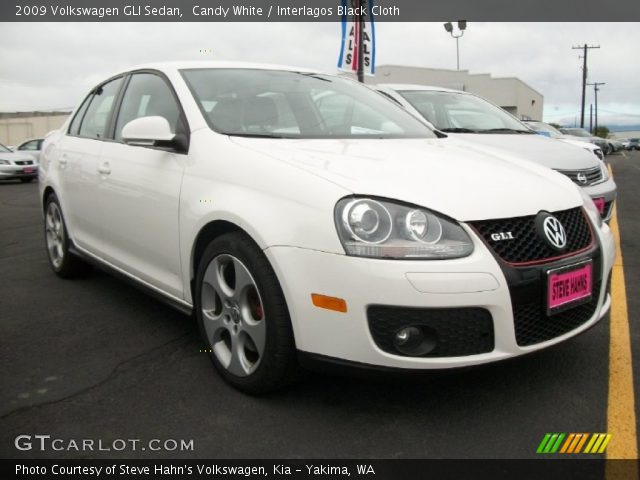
98 162 111 175
58 154 67 168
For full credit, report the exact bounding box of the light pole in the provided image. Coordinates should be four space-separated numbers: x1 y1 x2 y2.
444 21 467 71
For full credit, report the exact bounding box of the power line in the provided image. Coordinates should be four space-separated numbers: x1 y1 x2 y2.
571 44 600 129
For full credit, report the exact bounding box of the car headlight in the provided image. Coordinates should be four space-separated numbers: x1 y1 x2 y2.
590 148 604 160
599 160 610 181
334 197 474 259
578 187 603 228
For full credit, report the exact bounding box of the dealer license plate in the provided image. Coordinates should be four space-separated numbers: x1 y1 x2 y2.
593 197 605 214
547 261 593 315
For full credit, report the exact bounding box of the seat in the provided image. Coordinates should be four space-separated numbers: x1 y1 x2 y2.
209 98 244 133
242 96 279 132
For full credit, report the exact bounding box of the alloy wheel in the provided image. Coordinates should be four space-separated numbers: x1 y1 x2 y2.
45 202 65 269
200 254 266 377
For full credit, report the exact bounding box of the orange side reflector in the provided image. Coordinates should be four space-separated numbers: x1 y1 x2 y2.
311 294 348 313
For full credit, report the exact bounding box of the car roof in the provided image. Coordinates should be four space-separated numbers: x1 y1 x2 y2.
114 61 323 77
377 83 466 94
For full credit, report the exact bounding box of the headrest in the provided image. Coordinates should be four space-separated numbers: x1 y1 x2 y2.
209 98 243 132
242 96 278 129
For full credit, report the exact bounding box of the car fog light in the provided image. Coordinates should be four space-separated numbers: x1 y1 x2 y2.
393 326 437 356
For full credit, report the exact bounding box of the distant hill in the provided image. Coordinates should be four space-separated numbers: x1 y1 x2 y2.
606 124 640 133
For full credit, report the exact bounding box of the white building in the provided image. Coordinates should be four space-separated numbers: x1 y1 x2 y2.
0 111 70 147
358 65 544 121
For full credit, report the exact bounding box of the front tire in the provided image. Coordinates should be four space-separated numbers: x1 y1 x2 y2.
194 232 299 394
44 193 90 278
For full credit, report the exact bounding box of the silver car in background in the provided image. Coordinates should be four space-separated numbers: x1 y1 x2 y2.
13 138 44 164
374 84 617 221
523 121 604 160
0 142 38 183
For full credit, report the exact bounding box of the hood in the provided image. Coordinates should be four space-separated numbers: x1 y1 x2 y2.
559 138 598 152
445 133 601 170
230 137 582 222
564 134 605 144
0 151 34 162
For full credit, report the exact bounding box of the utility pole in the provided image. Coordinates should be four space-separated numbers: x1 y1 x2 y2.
587 82 605 135
590 104 593 133
572 44 600 129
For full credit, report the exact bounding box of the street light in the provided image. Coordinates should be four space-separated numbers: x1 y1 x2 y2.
443 21 467 70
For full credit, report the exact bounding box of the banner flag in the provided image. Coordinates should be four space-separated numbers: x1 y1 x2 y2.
337 0 376 75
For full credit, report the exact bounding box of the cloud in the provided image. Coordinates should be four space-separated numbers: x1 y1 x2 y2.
0 21 638 127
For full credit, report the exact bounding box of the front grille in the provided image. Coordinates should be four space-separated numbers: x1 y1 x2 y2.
367 306 494 357
14 160 33 166
555 166 603 186
513 279 601 346
470 208 593 265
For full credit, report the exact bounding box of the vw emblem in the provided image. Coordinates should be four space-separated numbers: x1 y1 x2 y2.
576 172 588 184
537 213 567 251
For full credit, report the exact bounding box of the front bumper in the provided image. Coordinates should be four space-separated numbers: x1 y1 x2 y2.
0 165 39 180
582 176 617 221
265 222 615 370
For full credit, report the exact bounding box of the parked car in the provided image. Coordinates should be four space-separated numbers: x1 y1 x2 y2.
558 128 610 154
606 137 625 153
0 142 39 182
522 120 604 160
13 138 44 164
374 84 616 221
39 62 615 393
626 138 639 151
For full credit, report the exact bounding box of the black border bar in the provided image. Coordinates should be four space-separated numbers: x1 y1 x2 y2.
3 0 640 22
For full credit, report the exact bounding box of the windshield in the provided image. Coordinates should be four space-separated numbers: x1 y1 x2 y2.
397 90 532 134
0 143 11 153
561 128 592 138
180 69 436 139
525 121 563 138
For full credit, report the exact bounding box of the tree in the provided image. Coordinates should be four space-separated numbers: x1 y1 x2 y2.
594 126 610 138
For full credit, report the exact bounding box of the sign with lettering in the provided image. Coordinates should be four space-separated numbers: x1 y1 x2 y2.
337 0 376 75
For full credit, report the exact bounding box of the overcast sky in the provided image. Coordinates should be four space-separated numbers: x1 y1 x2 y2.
1 22 638 127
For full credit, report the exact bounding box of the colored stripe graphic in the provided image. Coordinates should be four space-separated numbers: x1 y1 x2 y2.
574 433 589 453
567 433 583 453
537 433 612 454
560 433 575 453
537 433 552 453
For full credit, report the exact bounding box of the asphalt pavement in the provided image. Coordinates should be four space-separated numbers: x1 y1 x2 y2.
1 151 638 459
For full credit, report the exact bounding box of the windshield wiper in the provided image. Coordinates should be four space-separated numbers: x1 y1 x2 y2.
438 127 479 133
480 128 534 134
228 133 291 139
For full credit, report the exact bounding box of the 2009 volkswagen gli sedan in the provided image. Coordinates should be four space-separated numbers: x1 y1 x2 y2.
40 62 615 393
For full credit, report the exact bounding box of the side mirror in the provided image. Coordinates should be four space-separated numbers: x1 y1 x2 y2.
121 116 176 148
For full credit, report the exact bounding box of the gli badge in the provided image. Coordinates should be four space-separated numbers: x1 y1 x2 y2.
536 212 567 251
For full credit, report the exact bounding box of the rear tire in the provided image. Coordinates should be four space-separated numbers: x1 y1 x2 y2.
44 193 91 278
20 177 34 183
194 232 299 394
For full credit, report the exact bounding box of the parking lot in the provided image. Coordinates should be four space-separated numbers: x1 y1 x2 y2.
1 150 638 459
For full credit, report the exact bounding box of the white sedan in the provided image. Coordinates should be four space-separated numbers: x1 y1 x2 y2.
39 62 614 393
374 84 617 221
